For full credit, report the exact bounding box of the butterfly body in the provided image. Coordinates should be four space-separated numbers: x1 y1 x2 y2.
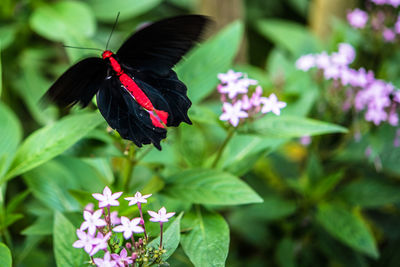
102 50 168 129
43 15 210 150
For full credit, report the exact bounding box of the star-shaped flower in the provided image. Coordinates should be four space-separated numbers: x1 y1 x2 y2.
90 232 112 256
93 252 117 267
81 209 106 235
111 248 133 267
148 207 175 223
219 101 248 127
260 93 287 115
113 217 144 239
92 186 122 208
124 191 152 206
72 229 98 254
219 81 249 99
217 69 243 84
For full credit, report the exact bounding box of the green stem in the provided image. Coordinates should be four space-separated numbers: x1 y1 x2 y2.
122 145 136 192
211 127 235 168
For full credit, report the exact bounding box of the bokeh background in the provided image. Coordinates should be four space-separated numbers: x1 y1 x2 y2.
2 0 400 266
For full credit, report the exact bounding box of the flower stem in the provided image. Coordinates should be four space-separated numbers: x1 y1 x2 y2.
138 203 148 243
159 223 164 250
211 127 235 168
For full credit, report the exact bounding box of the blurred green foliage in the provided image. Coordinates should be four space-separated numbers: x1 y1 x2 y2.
1 0 400 266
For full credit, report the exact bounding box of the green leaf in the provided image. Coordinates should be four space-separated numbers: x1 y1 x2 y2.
256 19 320 56
0 47 2 96
339 179 400 208
222 134 286 176
4 112 102 181
0 102 22 179
316 203 379 258
0 24 18 50
23 160 81 212
88 0 162 22
30 1 95 42
181 209 229 267
275 238 296 267
176 21 243 103
22 215 53 236
230 195 296 223
149 213 182 260
165 168 263 205
0 243 12 267
54 212 87 267
240 115 347 138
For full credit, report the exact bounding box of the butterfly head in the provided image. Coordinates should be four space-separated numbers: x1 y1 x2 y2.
102 50 114 59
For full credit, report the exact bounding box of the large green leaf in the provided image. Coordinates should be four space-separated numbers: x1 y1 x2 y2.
24 160 84 212
181 209 229 267
4 112 102 182
54 212 87 267
316 203 379 258
0 243 11 267
88 0 162 22
30 1 95 42
256 19 320 56
0 24 18 51
149 213 182 260
175 21 243 103
339 179 400 208
0 102 22 179
164 169 263 205
240 115 347 138
222 134 286 175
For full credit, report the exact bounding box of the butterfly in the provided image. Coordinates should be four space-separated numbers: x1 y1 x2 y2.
43 15 210 150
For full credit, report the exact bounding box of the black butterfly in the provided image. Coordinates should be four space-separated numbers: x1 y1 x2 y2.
43 15 210 150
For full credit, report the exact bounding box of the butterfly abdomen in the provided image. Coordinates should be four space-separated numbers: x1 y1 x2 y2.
102 50 169 128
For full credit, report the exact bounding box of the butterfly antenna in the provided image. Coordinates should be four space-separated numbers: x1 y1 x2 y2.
106 12 120 50
63 45 103 52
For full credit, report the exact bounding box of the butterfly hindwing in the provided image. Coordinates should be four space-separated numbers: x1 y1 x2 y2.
116 15 210 74
126 68 192 127
96 76 166 150
43 58 108 107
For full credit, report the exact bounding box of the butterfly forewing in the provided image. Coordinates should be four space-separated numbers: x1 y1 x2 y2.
116 15 210 74
43 58 108 107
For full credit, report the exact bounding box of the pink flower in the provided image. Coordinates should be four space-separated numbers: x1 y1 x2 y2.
90 232 112 256
113 217 144 239
371 0 387 4
295 54 315 71
383 28 396 43
148 207 175 223
124 191 152 206
260 93 287 115
315 52 330 69
110 211 121 225
73 229 98 254
219 101 248 127
217 69 242 84
111 248 133 267
219 81 248 99
93 252 117 267
92 186 122 208
80 209 106 235
347 8 368 29
389 0 400 7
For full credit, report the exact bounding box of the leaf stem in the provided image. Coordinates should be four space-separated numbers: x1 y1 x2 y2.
212 127 235 168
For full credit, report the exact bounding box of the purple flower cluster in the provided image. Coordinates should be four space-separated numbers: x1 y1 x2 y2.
73 187 175 266
218 70 286 127
296 43 400 126
347 1 400 42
